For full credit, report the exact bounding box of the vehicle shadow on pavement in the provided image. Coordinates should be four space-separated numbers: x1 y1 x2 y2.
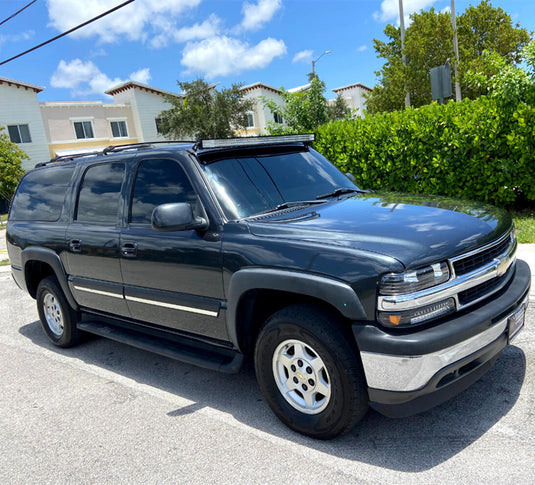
19 320 526 472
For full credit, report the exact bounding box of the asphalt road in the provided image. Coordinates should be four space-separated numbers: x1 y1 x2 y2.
0 261 534 484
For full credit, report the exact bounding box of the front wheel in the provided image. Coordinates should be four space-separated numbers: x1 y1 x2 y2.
36 276 82 348
254 304 368 439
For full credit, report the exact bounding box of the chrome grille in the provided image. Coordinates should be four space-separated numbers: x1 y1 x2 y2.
453 234 513 276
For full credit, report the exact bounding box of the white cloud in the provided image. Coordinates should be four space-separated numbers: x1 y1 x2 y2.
46 0 202 44
292 49 313 64
240 0 281 31
50 59 151 96
356 45 368 52
0 30 34 48
129 68 151 84
181 36 286 78
374 0 437 23
149 14 222 49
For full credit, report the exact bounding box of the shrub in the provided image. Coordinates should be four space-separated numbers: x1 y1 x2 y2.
314 96 535 207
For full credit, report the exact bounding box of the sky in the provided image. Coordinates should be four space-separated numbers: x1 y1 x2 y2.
0 0 533 101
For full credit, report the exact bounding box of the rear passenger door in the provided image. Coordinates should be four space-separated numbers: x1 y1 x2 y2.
120 157 227 341
65 161 130 317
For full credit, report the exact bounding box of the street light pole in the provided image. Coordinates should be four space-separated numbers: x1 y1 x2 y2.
451 0 462 101
399 0 411 107
312 50 331 76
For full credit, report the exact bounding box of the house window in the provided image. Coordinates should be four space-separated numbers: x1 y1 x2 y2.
273 112 283 124
7 124 32 143
155 118 163 134
73 121 94 139
110 120 128 138
246 113 255 128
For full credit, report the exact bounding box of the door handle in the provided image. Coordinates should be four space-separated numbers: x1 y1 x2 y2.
121 242 137 258
69 239 81 252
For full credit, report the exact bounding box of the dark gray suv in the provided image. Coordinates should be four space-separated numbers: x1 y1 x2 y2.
7 135 530 439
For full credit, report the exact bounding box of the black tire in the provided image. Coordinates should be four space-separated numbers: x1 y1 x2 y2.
254 303 369 439
36 276 82 348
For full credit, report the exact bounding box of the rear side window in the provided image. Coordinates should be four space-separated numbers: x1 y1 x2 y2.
9 165 75 221
76 162 125 224
130 159 197 224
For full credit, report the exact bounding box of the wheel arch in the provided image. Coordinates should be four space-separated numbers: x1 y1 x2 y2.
21 248 79 311
226 268 367 353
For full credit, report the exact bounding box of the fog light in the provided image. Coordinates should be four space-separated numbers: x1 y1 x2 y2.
378 298 456 328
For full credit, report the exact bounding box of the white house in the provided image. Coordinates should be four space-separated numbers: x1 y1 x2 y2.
331 83 372 117
239 82 286 135
0 77 50 170
104 81 182 142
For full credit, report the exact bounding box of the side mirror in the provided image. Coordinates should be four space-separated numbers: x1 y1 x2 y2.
346 172 356 183
152 203 208 232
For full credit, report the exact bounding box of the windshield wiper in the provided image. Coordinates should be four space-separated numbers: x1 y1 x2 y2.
252 200 326 216
316 187 366 200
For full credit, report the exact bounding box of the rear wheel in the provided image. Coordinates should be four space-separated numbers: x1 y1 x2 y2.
254 304 368 439
36 276 82 348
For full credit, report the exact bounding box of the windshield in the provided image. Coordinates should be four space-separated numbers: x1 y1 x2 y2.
201 148 358 219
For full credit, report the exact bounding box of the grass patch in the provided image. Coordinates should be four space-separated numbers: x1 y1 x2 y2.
512 211 535 244
0 259 10 267
0 213 6 224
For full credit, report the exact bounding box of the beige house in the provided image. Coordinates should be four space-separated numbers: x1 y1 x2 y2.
42 81 181 161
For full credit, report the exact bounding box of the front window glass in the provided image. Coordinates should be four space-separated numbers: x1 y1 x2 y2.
130 159 197 224
202 149 357 219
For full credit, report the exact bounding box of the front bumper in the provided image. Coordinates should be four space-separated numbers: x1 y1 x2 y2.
352 259 530 418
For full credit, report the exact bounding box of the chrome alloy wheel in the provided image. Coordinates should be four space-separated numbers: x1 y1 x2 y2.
272 339 331 415
43 292 64 337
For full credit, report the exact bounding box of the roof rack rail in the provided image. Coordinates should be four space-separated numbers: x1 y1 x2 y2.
35 140 196 168
197 133 315 150
36 150 103 168
102 140 195 155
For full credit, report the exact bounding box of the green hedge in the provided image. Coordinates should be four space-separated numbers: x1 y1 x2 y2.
314 96 535 207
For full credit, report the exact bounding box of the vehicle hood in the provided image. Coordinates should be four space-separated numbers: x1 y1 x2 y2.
247 192 513 268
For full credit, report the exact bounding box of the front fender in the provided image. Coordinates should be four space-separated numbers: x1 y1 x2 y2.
226 268 366 349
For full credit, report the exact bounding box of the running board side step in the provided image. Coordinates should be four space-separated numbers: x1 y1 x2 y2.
77 321 244 374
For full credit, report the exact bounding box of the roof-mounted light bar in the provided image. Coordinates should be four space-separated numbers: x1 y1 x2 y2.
199 133 315 150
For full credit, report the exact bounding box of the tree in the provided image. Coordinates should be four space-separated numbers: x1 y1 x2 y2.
366 1 531 113
327 94 351 121
158 79 254 139
465 40 535 106
0 126 26 205
264 74 344 134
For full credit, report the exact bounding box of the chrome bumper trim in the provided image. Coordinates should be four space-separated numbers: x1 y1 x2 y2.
360 300 524 392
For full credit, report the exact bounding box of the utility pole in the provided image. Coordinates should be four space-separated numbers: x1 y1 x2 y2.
450 0 462 101
399 0 410 107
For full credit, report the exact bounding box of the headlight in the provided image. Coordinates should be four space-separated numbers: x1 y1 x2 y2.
379 262 450 295
377 262 453 328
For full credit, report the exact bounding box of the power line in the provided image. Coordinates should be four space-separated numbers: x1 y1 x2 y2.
0 0 136 67
0 0 38 27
